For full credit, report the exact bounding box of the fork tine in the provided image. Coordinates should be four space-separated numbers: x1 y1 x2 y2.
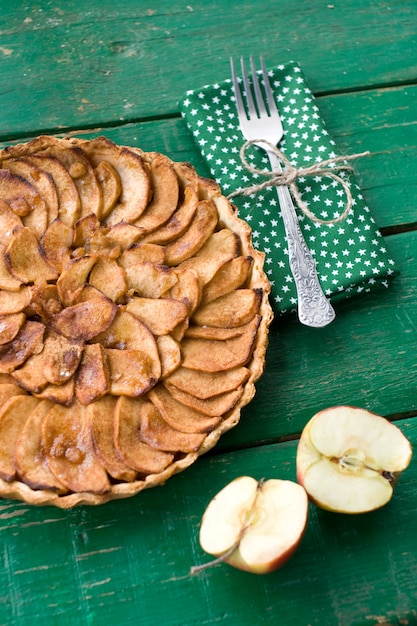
240 57 257 119
260 56 278 116
230 57 247 121
250 56 267 117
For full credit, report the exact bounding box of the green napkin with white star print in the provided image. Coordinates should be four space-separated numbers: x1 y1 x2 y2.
179 61 396 315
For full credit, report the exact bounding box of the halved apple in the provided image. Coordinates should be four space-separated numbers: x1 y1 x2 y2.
196 476 308 574
296 406 413 514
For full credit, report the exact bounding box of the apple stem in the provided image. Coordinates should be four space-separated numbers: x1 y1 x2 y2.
190 478 265 576
189 541 240 576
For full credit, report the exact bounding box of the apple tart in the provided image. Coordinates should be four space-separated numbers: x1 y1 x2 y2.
0 135 272 508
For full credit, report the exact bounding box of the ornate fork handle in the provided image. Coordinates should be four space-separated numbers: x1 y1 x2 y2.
267 150 335 328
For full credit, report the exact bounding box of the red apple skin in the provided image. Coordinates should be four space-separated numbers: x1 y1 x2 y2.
198 477 309 575
225 525 308 574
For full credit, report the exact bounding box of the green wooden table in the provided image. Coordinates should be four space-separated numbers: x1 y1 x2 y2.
1 2 417 624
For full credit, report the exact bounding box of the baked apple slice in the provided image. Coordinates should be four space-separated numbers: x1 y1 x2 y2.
2 158 59 225
0 200 24 244
0 382 27 405
75 343 110 405
179 229 239 285
0 321 44 374
202 256 253 304
56 254 99 306
142 185 199 245
0 169 48 238
70 136 150 225
0 286 31 315
166 366 250 400
0 312 26 345
41 331 83 385
124 262 178 298
95 310 161 378
164 200 218 265
40 219 73 272
181 315 261 372
119 242 165 267
93 160 122 219
0 395 39 481
149 385 222 434
139 399 205 453
53 285 117 341
164 382 243 417
126 297 189 336
89 256 127 302
6 227 59 283
105 348 157 397
87 395 137 482
42 400 110 494
19 154 81 226
192 289 262 328
14 399 68 493
156 335 181 379
114 396 174 474
42 142 102 219
134 153 179 232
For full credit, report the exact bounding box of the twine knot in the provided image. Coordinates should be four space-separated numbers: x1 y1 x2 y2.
227 139 370 225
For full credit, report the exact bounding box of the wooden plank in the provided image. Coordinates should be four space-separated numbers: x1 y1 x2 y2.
4 77 417 230
318 85 417 230
1 0 417 136
0 418 416 625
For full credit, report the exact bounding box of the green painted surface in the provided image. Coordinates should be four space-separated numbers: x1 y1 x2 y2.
1 1 417 624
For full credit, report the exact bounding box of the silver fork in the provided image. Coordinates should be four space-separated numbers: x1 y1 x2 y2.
230 56 335 328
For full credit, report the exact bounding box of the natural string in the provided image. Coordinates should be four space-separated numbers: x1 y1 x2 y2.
227 139 370 225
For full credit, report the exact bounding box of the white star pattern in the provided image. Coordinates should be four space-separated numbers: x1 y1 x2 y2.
180 61 396 314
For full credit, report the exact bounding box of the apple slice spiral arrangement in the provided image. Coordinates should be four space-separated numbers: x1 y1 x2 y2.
0 135 273 508
193 407 412 575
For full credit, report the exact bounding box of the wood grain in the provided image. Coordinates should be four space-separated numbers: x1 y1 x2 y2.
1 1 417 624
1 1 417 137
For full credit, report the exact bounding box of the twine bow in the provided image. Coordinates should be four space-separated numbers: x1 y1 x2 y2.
227 139 370 225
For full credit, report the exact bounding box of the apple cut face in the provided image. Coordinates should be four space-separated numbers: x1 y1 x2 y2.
296 406 413 514
198 476 308 574
0 135 272 508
